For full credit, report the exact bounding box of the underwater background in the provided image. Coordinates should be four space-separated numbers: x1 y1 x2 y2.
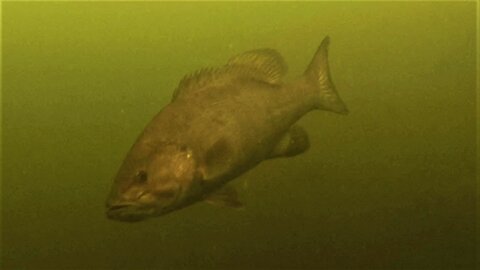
1 2 477 269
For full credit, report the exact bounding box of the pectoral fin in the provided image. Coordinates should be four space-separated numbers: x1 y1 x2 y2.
269 125 310 158
204 185 243 209
198 138 233 182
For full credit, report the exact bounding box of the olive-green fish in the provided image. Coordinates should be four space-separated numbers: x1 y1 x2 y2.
106 36 348 222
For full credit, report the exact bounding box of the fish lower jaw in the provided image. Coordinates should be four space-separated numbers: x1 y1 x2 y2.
106 204 155 222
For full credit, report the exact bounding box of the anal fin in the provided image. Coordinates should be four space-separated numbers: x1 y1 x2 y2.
269 125 310 158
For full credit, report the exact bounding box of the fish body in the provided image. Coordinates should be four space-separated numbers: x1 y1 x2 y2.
106 37 348 222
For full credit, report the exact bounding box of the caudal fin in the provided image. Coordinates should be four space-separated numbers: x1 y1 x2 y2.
304 36 348 114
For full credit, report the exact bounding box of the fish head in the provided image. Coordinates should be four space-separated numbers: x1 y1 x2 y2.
106 143 201 222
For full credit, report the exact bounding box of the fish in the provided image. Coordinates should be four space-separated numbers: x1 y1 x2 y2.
105 36 348 222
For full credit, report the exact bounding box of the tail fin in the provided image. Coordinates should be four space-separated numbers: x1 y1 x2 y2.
304 36 348 114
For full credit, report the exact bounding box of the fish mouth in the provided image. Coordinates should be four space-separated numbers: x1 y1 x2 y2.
106 203 153 222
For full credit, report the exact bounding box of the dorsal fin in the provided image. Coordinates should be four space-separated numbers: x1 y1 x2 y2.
171 49 287 101
172 68 224 101
227 48 287 85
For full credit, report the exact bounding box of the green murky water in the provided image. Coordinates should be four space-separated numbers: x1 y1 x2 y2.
2 2 477 269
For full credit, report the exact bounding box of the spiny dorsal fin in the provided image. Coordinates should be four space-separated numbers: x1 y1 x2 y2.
172 67 250 101
171 49 287 101
172 67 224 101
227 48 287 85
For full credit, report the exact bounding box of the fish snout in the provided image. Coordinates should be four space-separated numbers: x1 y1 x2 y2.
105 202 150 222
105 196 122 209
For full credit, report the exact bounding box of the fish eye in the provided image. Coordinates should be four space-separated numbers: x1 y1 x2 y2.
136 170 148 183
